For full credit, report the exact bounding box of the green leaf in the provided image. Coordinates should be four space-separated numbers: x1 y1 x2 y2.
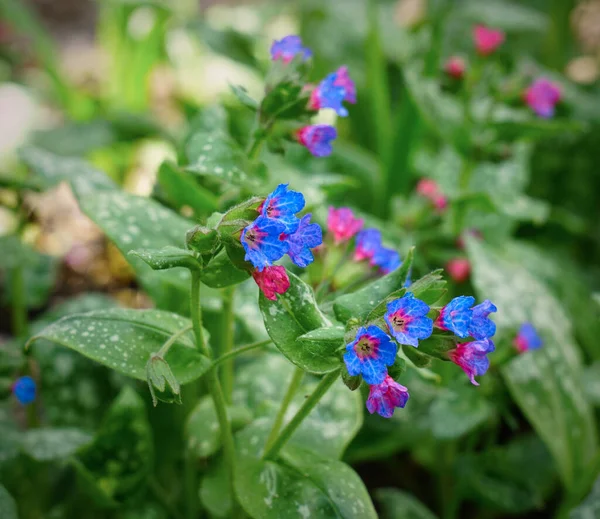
0 485 17 519
157 161 219 216
570 476 600 519
200 249 250 288
334 248 414 323
457 435 556 513
429 385 493 440
200 456 231 518
407 270 446 306
235 443 377 519
29 309 211 383
375 488 438 519
187 104 229 137
229 84 258 111
234 354 362 459
75 189 192 313
19 146 117 196
259 273 340 373
73 387 153 506
467 238 597 490
186 396 252 458
457 0 548 32
260 80 311 121
130 246 201 271
20 428 93 462
296 325 345 354
582 363 600 407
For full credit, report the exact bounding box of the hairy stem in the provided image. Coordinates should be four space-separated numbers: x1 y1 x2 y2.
263 370 340 461
157 324 193 358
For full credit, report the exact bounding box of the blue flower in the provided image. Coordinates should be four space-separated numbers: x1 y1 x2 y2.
260 184 305 234
241 216 288 271
468 300 497 340
285 213 323 268
435 296 475 338
12 376 36 405
270 35 312 63
384 293 433 348
514 323 543 352
354 229 382 262
448 339 495 386
297 125 337 157
309 67 356 117
372 247 401 274
366 375 409 418
344 326 397 385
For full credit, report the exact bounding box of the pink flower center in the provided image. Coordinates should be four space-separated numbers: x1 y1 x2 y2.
244 227 266 249
354 336 379 359
389 311 410 332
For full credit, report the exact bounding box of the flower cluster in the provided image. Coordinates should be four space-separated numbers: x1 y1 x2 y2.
435 296 497 385
269 35 356 158
514 323 543 352
241 184 322 299
416 179 448 212
354 228 401 274
524 78 561 118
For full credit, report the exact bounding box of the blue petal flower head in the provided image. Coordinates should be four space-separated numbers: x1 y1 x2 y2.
372 247 401 274
435 295 475 338
310 73 349 117
285 213 323 268
260 184 305 234
344 325 397 385
354 228 382 262
468 300 497 340
241 216 288 271
12 376 36 405
514 323 543 352
384 293 433 348
270 35 312 63
448 339 495 385
297 125 337 157
366 375 409 418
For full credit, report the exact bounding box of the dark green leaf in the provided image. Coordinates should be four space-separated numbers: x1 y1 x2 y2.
130 246 201 271
260 273 340 373
200 456 231 518
200 249 250 288
73 387 153 506
296 325 345 354
20 428 93 462
570 476 600 519
28 309 211 383
334 248 414 323
0 485 17 519
261 80 311 121
375 488 438 519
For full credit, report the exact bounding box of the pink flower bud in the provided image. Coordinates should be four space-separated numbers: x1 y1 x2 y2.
445 56 466 79
327 207 364 244
473 25 505 56
446 258 471 283
252 265 290 301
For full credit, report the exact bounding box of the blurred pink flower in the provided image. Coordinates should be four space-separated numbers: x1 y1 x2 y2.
473 25 505 56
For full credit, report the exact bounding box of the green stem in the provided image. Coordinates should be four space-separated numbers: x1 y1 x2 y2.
157 324 193 358
150 477 184 519
189 271 239 516
264 367 305 452
183 447 198 519
10 265 27 337
452 158 475 235
211 339 271 369
263 370 340 461
221 287 236 403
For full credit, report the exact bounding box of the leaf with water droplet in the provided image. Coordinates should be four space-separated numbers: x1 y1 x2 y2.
20 428 93 462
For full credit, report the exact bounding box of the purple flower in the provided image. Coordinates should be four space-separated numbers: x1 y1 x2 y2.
371 247 401 274
270 35 312 64
524 78 561 118
309 67 355 117
259 183 305 234
297 125 337 157
514 323 543 352
344 325 397 385
448 339 495 386
366 375 409 418
354 229 382 262
468 300 497 340
284 213 323 268
435 296 475 339
241 216 288 271
384 293 433 348
12 376 36 405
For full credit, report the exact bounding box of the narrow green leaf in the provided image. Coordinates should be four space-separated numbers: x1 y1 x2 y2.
229 84 259 111
259 273 340 373
28 309 211 383
130 246 201 271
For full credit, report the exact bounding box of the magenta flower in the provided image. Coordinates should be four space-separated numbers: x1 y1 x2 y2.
514 323 543 352
327 207 364 244
354 229 382 261
435 296 475 338
297 124 337 157
384 293 433 348
445 56 466 79
253 265 290 301
473 25 505 56
446 258 471 283
524 78 561 118
270 35 312 63
416 178 448 212
366 375 410 418
448 339 495 386
344 325 397 385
